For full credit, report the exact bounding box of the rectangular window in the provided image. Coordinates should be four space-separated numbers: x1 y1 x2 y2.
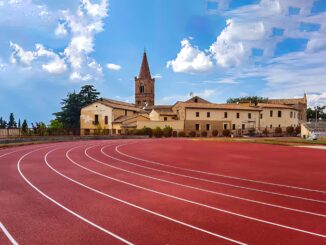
270 110 273 117
94 114 99 124
242 124 245 130
104 116 108 125
260 113 263 119
224 112 228 118
207 112 210 118
206 124 210 131
196 112 200 117
278 111 282 117
195 124 200 131
164 117 167 121
232 124 236 130
125 110 127 116
223 124 228 130
270 124 273 129
294 112 296 118
290 111 293 118
236 112 240 119
248 113 251 119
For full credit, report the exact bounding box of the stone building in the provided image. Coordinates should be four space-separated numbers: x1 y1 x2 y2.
80 50 307 135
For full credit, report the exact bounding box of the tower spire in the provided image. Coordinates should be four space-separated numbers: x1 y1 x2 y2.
138 50 152 79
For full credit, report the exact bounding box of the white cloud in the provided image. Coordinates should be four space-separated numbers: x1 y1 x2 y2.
9 42 67 74
167 38 213 73
307 92 326 108
153 74 163 79
10 42 35 65
210 19 266 67
202 78 239 84
106 63 121 71
70 71 92 81
61 0 109 81
55 22 68 37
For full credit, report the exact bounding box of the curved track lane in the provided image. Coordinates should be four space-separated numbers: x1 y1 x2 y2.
0 139 325 244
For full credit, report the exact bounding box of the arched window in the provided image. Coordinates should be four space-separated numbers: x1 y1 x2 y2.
140 84 144 93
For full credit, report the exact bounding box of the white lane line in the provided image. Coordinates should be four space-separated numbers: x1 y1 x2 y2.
17 146 133 245
47 146 247 245
0 222 19 245
67 146 326 239
117 143 326 194
101 145 326 204
84 145 326 218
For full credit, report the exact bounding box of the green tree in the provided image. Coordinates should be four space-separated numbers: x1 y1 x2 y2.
227 96 269 105
7 113 17 129
307 106 326 121
22 120 28 134
79 85 100 107
0 117 7 129
48 119 64 129
53 85 100 128
18 119 21 129
53 92 82 128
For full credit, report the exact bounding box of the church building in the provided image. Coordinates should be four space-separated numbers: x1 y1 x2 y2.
80 51 307 136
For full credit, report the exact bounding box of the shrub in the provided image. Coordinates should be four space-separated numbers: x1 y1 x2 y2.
172 131 178 137
162 126 173 137
286 126 294 135
188 131 196 137
152 127 163 138
212 130 218 137
143 127 153 137
274 127 282 134
201 131 208 137
295 125 301 135
222 129 231 137
262 127 269 136
178 131 186 137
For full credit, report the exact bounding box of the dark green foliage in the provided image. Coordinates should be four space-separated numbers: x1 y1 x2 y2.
222 129 231 137
153 127 163 138
53 85 100 129
227 96 269 106
32 122 47 136
212 130 218 137
7 113 17 129
188 131 196 137
307 106 326 120
295 125 301 135
274 127 282 134
262 127 269 136
21 120 28 134
0 117 7 129
79 85 100 106
286 126 294 135
177 131 186 137
162 126 173 137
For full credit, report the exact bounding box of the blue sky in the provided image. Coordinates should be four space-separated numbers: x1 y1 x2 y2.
0 0 326 124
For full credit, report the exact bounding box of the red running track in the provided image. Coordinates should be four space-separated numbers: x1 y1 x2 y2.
0 139 325 244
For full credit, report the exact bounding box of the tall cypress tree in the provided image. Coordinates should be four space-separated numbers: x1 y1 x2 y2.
0 117 7 129
7 113 17 129
22 119 28 134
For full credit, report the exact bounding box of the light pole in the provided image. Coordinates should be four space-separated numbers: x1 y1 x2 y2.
314 106 318 131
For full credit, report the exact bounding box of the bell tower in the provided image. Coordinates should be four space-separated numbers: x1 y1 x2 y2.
135 50 155 107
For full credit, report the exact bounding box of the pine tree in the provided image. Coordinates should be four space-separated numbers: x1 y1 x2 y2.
7 113 17 129
0 117 7 129
79 85 100 106
22 119 28 134
18 119 21 129
53 85 100 128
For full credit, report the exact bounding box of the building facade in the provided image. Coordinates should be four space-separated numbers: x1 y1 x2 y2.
80 51 306 136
